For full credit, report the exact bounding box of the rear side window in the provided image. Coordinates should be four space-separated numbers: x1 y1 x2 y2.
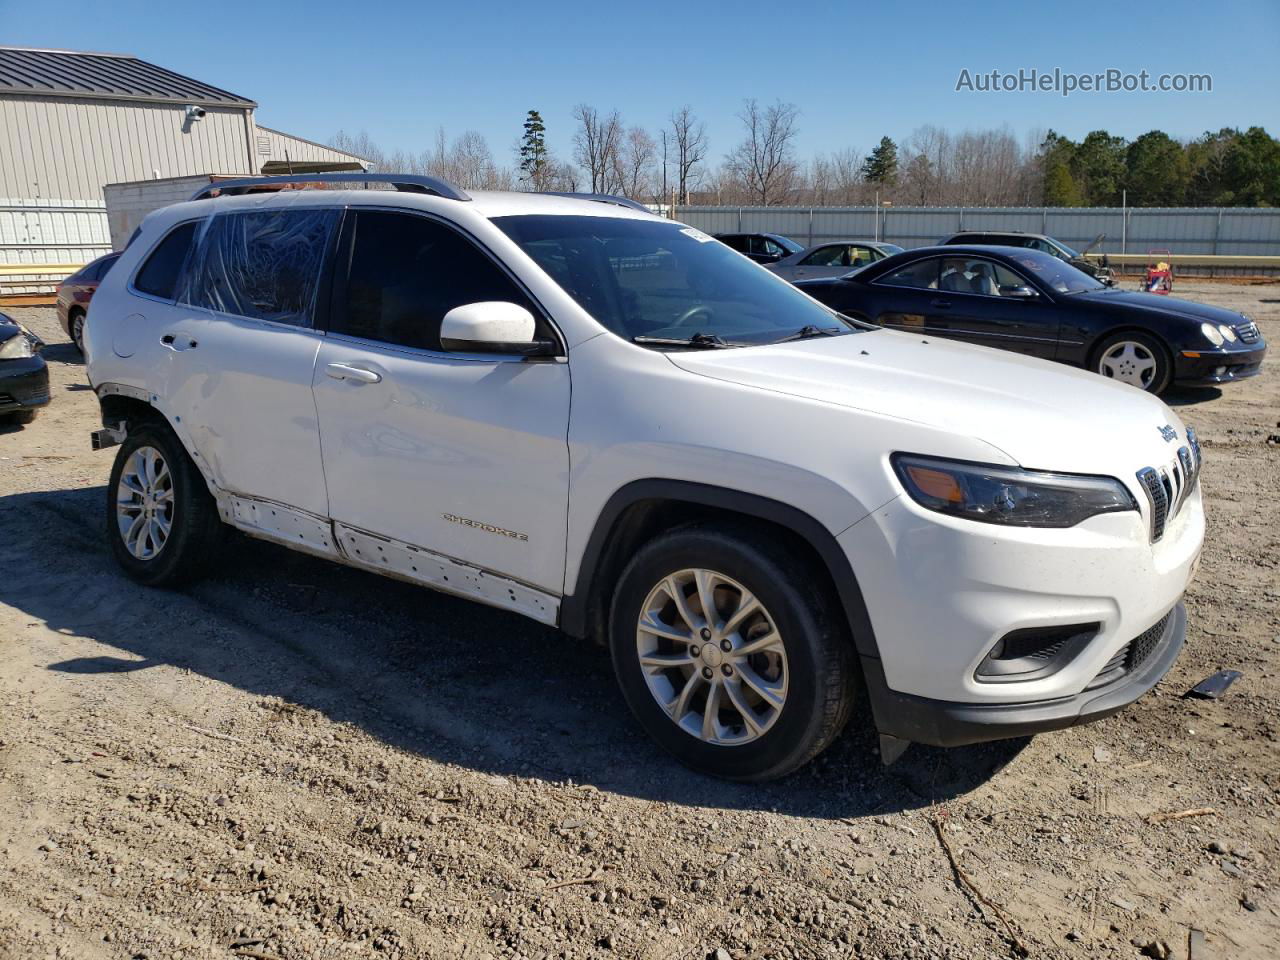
717 235 746 252
184 209 337 327
800 245 846 267
876 258 940 290
133 222 198 300
331 211 536 351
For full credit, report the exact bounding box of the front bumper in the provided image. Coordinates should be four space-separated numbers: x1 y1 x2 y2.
1174 342 1266 386
0 355 51 412
862 602 1185 746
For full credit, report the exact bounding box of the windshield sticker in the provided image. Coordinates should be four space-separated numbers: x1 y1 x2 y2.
680 227 715 243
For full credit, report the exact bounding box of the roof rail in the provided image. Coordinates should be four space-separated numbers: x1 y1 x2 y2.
541 192 651 213
189 173 472 202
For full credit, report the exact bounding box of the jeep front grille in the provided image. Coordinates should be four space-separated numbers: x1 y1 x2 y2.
1136 428 1201 542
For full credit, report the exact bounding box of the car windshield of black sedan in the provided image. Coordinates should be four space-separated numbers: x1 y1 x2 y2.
1008 250 1105 294
494 216 856 346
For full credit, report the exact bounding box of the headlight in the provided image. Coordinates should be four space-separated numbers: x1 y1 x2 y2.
1217 323 1237 342
0 334 34 359
1200 322 1224 347
892 454 1137 528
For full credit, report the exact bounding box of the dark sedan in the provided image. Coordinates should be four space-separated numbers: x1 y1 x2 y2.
0 312 50 425
56 252 120 353
795 245 1266 394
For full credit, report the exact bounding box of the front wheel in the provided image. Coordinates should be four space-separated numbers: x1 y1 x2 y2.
107 421 224 586
609 525 855 781
1092 331 1173 394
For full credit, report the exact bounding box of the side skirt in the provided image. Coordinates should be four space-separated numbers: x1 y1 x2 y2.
217 494 560 627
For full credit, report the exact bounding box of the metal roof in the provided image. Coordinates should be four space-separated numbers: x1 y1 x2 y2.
0 46 256 107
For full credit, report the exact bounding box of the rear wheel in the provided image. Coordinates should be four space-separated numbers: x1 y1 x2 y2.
4 410 36 425
69 309 86 353
609 525 855 781
1092 331 1172 394
107 421 224 586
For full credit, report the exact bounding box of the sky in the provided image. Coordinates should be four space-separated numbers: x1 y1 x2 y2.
3 0 1278 168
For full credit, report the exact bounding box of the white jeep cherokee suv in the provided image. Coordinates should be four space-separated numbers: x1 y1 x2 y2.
85 174 1204 781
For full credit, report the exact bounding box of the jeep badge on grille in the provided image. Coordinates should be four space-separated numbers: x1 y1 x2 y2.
1158 424 1178 442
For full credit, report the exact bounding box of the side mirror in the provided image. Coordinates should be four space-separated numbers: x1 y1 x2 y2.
439 302 556 357
1001 285 1039 299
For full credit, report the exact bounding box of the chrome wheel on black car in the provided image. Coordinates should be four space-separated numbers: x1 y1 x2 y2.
1093 331 1172 394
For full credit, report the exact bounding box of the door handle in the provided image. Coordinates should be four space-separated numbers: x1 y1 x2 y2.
160 334 198 350
325 362 382 384
929 299 952 309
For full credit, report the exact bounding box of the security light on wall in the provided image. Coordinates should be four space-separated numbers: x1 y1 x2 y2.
185 105 207 121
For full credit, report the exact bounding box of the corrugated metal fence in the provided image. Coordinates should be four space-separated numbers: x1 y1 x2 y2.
1 198 112 295
676 206 1280 256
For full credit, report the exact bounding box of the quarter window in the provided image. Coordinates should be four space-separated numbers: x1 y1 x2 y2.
183 209 337 327
331 211 536 351
134 221 199 300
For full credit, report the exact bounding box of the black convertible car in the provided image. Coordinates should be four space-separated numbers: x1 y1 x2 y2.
795 246 1266 394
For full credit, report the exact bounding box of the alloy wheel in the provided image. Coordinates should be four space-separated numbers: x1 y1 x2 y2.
635 568 788 745
1098 340 1158 389
72 314 85 352
115 446 174 560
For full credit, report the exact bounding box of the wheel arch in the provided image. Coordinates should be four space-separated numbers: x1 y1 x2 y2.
559 479 881 663
1085 324 1175 369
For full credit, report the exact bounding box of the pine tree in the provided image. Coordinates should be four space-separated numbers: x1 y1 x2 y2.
861 136 899 186
519 110 548 189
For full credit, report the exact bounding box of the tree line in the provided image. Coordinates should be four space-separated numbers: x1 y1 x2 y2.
332 108 1280 208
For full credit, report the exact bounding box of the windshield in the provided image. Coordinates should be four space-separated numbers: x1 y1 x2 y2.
773 235 805 254
879 243 905 255
1007 249 1104 294
494 216 853 345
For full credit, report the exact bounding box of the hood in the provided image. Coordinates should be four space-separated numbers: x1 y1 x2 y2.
667 330 1188 476
1077 289 1247 326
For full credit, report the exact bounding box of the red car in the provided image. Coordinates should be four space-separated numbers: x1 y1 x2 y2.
56 252 120 353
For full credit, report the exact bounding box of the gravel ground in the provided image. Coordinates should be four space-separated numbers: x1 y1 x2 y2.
1 285 1277 960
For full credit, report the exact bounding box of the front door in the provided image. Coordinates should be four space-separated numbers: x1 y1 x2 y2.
158 206 337 517
311 209 571 593
933 256 1061 359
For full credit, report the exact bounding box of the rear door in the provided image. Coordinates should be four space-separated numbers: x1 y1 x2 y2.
311 209 570 593
158 204 337 517
791 244 849 281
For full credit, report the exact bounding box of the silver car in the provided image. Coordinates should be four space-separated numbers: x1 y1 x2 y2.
766 240 904 282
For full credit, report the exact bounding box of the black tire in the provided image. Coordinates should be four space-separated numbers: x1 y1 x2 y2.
608 524 855 781
106 420 224 587
5 409 37 425
69 308 86 353
1090 330 1173 395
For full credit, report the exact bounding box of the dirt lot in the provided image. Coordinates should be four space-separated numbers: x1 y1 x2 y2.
1 286 1277 960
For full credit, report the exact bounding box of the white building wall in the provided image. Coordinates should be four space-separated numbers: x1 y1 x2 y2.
0 95 254 205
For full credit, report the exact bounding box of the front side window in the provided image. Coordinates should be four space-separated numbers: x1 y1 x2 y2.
331 211 537 351
939 258 1029 296
184 208 337 327
877 258 940 290
134 221 200 300
494 216 852 346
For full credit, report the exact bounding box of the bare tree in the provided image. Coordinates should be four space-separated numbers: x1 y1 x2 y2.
618 127 657 199
810 147 864 204
669 106 708 204
572 104 624 193
726 99 802 205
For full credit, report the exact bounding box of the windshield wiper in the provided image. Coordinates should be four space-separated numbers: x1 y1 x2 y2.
770 324 847 344
632 332 742 349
